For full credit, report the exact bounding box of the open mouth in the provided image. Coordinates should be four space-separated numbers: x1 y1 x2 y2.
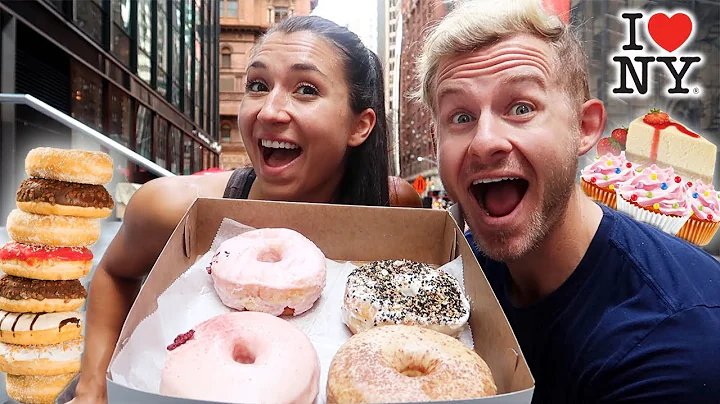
260 139 303 168
470 177 529 217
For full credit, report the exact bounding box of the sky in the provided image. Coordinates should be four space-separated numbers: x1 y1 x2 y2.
311 0 379 53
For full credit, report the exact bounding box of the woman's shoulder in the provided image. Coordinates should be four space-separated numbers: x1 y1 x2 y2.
388 176 423 208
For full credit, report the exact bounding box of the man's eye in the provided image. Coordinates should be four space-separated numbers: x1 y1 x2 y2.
246 81 268 92
451 113 473 124
510 103 534 116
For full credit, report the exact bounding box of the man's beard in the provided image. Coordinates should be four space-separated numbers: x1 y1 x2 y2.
467 140 580 263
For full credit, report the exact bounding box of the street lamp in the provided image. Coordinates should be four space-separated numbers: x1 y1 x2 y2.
417 156 438 166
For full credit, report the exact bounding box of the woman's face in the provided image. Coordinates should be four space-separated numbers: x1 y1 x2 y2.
238 31 374 202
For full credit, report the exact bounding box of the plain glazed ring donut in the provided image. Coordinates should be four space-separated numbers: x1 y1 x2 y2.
6 209 100 247
210 228 327 316
6 372 77 404
160 311 320 403
0 338 82 376
0 242 93 281
25 147 113 185
342 259 470 336
326 325 497 403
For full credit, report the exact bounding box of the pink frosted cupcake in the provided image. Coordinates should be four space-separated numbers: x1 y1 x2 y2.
616 164 691 235
580 152 636 209
676 181 720 246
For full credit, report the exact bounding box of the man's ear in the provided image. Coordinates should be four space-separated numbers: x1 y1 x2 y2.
348 108 376 147
576 99 607 156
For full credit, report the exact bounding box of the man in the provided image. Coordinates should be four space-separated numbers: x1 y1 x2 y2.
415 0 720 402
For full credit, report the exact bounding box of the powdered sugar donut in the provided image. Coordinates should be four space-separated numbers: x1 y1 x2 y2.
160 311 320 403
25 147 113 185
6 372 77 404
0 338 82 376
210 228 327 316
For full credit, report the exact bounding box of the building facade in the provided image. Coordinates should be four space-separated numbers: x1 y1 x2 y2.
217 0 317 170
378 0 401 176
0 0 220 224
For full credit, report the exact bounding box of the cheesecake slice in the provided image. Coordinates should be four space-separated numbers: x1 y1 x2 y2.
625 110 716 185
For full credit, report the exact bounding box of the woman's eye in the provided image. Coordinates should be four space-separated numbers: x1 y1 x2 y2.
510 103 534 116
451 113 473 124
296 84 319 96
246 81 268 92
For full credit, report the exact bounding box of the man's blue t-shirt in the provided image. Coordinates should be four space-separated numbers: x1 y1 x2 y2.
465 204 720 403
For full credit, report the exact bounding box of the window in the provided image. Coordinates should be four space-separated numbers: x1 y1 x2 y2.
183 136 193 175
274 7 289 24
75 0 103 43
220 76 234 92
185 0 194 117
222 0 238 16
108 86 130 148
157 0 169 96
135 105 153 160
70 62 104 132
137 0 152 84
154 116 169 169
172 0 182 107
111 0 132 65
170 127 182 174
221 47 232 68
193 143 202 173
221 124 231 142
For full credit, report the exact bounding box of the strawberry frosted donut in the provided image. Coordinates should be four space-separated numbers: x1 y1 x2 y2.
210 228 327 316
160 311 320 403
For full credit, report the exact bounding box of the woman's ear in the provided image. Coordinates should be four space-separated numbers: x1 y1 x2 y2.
348 108 376 147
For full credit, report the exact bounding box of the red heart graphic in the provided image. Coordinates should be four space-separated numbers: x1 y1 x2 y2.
647 13 692 53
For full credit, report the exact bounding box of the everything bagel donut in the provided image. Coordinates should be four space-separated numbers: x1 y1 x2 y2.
25 147 113 185
6 209 100 247
326 325 497 403
0 242 92 281
342 259 470 336
6 372 77 404
210 228 327 316
0 310 82 346
0 275 87 313
16 177 114 218
160 311 320 403
0 338 82 376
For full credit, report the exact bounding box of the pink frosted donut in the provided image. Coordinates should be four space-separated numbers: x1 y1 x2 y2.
210 228 327 316
160 312 320 403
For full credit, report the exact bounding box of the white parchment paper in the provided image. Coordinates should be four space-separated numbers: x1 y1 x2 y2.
109 218 473 404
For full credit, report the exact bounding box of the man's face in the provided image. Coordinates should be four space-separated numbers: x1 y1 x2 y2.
434 34 580 262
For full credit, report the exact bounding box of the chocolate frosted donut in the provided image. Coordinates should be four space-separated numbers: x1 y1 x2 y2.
0 275 86 313
16 177 113 218
341 259 470 336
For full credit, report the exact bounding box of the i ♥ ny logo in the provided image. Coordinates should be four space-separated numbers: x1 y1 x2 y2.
611 9 703 98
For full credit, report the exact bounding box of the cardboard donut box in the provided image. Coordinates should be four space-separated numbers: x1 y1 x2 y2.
100 198 535 403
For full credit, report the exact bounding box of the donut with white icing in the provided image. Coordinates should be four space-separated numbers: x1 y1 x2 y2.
0 338 82 376
341 259 470 336
6 372 77 404
0 310 83 346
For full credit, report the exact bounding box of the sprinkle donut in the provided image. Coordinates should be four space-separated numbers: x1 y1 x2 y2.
160 311 320 403
210 228 327 316
326 325 497 403
6 209 100 247
25 147 113 185
341 259 470 336
0 242 93 281
0 310 82 346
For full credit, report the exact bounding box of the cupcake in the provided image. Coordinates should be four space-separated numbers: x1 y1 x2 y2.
580 152 635 209
676 180 720 246
616 164 691 235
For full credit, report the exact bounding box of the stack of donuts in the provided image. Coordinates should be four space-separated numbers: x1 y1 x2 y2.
0 147 114 404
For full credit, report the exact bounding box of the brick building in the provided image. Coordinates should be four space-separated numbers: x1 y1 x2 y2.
218 0 318 170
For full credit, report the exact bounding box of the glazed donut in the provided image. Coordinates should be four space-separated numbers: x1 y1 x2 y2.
160 311 320 403
0 275 86 313
25 147 113 185
326 325 497 403
6 372 77 404
0 338 82 376
6 209 100 247
17 177 114 218
0 310 82 345
342 259 470 336
210 228 327 316
0 242 92 281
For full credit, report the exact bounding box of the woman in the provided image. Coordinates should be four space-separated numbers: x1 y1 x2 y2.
69 16 420 403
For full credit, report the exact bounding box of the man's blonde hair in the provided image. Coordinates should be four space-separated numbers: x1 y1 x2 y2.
415 0 590 115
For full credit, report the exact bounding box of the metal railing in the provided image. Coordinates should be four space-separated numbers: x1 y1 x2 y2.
0 93 174 178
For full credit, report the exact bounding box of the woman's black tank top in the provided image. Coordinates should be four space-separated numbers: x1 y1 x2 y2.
222 167 256 199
